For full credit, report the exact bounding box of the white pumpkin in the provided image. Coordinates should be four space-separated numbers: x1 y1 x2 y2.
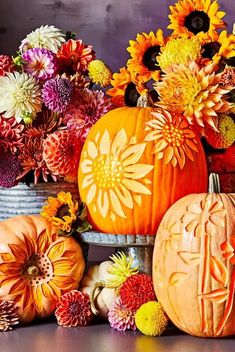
80 261 118 319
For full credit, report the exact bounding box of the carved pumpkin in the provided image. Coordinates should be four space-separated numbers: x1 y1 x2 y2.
153 192 235 337
78 107 208 234
0 215 85 323
80 261 117 319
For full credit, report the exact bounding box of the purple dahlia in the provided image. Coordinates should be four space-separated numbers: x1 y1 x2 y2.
42 78 73 113
0 151 22 188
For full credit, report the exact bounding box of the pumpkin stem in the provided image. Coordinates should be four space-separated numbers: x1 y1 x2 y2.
208 173 220 193
27 266 39 277
90 281 106 316
137 93 154 108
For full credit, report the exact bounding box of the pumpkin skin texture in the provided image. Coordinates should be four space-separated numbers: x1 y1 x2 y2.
0 215 85 323
153 193 235 337
78 106 208 234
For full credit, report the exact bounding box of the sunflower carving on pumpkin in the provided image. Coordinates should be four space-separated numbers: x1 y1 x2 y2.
79 129 154 220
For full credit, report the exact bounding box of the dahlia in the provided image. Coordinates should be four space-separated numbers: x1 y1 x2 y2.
135 302 168 336
205 114 235 149
220 67 235 86
0 151 22 188
22 48 58 81
155 61 232 131
88 60 113 87
108 298 136 332
55 290 93 327
0 116 24 153
32 107 62 134
157 36 201 72
0 300 19 331
20 25 65 53
64 88 112 142
43 130 82 181
0 72 42 122
42 78 73 113
57 39 95 74
119 274 156 311
0 55 14 76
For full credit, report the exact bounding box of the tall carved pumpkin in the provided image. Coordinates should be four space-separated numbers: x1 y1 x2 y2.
0 215 85 323
78 107 208 234
153 192 235 337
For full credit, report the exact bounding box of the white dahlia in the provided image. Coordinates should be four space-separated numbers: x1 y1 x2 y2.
20 25 65 53
0 72 42 122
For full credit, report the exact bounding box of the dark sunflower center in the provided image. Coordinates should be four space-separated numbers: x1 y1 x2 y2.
56 204 70 219
142 45 160 71
224 57 235 67
124 82 140 107
184 10 210 34
68 302 80 315
202 42 221 59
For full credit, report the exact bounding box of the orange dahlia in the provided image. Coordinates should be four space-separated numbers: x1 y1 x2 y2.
0 116 24 154
145 109 200 169
43 130 82 182
57 39 95 75
205 114 235 149
106 67 146 107
127 30 165 83
168 0 226 37
155 61 232 132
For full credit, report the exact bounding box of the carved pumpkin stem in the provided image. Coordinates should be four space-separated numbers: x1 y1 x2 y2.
216 268 235 336
208 173 221 193
137 93 154 108
27 266 39 277
90 281 106 315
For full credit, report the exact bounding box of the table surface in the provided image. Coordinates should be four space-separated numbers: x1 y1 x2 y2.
1 322 234 352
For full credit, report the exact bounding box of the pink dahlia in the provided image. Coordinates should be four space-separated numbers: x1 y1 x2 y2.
0 116 24 153
64 88 112 142
22 48 58 81
42 78 73 113
0 151 22 188
0 55 14 76
108 298 136 332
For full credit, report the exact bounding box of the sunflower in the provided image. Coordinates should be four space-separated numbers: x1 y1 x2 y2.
155 61 232 131
106 67 146 107
145 109 199 169
127 30 165 83
199 30 235 65
41 191 78 233
80 129 153 220
168 0 226 37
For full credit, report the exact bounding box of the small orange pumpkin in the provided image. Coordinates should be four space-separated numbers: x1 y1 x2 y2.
153 192 235 337
0 215 85 323
78 106 208 234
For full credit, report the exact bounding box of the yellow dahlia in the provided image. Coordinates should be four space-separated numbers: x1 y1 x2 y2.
127 30 165 83
88 60 113 87
106 67 146 107
145 109 199 169
199 30 235 65
41 191 78 233
168 0 226 37
155 61 232 131
157 36 201 72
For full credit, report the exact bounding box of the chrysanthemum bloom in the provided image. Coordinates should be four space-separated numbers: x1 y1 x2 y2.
157 36 201 72
106 66 146 107
108 298 136 332
41 191 78 233
0 116 24 153
57 39 95 74
22 48 58 81
135 301 168 336
168 0 226 37
0 72 42 122
205 114 235 149
127 30 165 83
64 88 112 142
155 61 232 132
119 274 156 311
55 290 93 327
42 78 73 113
199 30 235 65
19 25 65 53
0 55 14 76
43 130 82 181
88 59 113 87
0 151 22 188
